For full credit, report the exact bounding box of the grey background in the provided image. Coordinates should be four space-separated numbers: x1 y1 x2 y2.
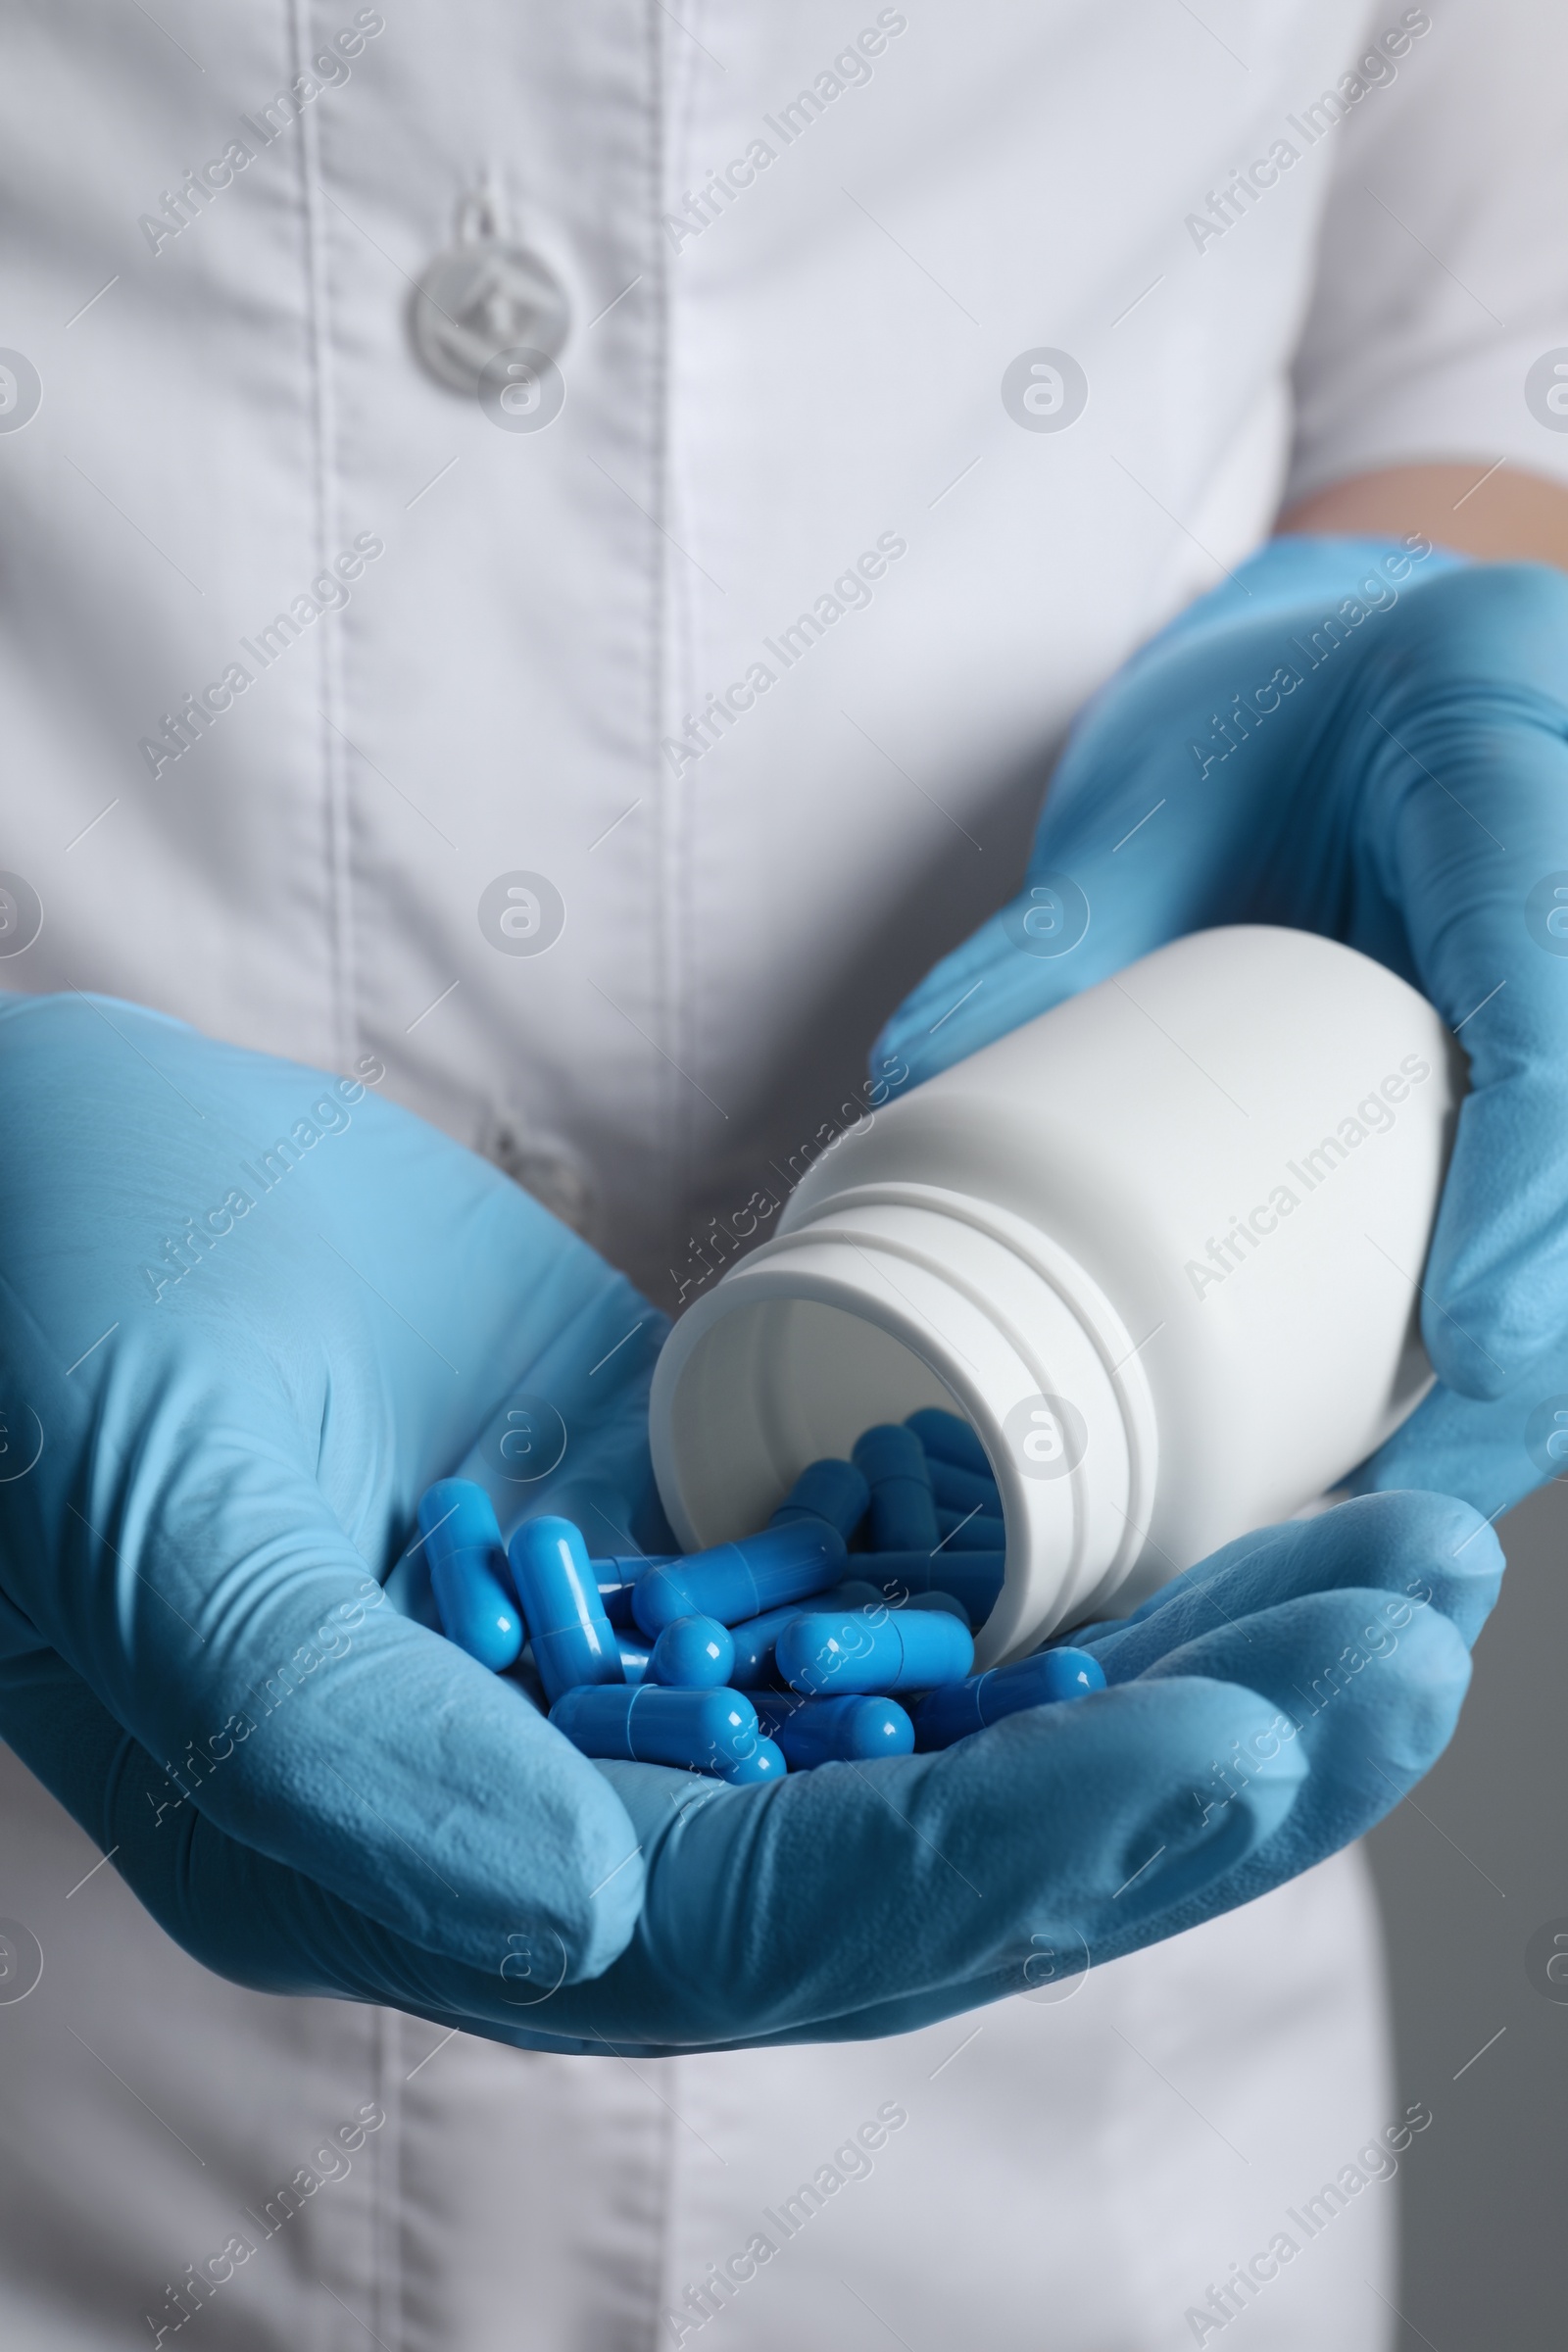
1366 1475 1568 2347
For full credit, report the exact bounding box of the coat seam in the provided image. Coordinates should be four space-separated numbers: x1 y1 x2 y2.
647 0 686 1290
373 2005 406 2352
643 12 684 2345
289 0 359 1079
649 2058 682 2351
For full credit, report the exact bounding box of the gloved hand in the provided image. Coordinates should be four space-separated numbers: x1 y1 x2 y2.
0 993 668 2000
875 535 1568 1524
0 999 1497 2054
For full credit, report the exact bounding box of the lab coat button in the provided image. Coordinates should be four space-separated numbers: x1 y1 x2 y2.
412 198 568 394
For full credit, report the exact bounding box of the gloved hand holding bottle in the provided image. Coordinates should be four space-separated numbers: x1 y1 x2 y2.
876 536 1568 1522
0 996 1499 2053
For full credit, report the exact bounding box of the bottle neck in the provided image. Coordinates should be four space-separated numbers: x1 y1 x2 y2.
650 1181 1158 1662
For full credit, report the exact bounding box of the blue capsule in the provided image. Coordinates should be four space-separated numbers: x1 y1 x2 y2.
926 1458 1003 1516
550 1683 760 1773
906 1590 969 1620
618 1640 653 1686
855 1551 1005 1630
934 1506 1007 1549
727 1577 962 1684
853 1424 940 1552
632 1522 846 1638
752 1690 915 1767
591 1556 673 1630
824 1577 967 1616
508 1517 624 1704
417 1480 523 1671
650 1614 737 1690
728 1601 813 1689
912 1646 1106 1749
824 1578 888 1611
716 1736 788 1785
774 1607 974 1695
768 1457 871 1544
906 1408 994 1479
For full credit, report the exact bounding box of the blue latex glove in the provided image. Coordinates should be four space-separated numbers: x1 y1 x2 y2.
0 994 667 1997
0 1002 1494 2050
875 536 1568 1524
0 1000 1498 2052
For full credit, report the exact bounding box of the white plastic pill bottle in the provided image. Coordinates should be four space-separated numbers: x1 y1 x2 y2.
650 927 1460 1665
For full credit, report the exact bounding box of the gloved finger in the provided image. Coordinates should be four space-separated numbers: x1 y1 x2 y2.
568 1571 1475 2052
21 1589 1465 2059
450 1350 675 1562
385 1296 674 1629
0 990 667 1602
868 905 1077 1094
0 994 670 1981
0 1650 633 2037
1124 1584 1471 1945
0 1641 1301 2055
1079 1490 1502 1678
1348 1342 1568 1524
0 1393 643 1979
549 1677 1309 2048
870 539 1447 1090
1354 564 1568 1394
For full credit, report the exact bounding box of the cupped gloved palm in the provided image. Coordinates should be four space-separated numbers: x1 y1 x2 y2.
0 992 673 1989
0 995 1497 2053
875 534 1568 1523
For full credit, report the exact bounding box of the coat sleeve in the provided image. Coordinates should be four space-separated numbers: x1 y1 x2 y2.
1285 0 1568 504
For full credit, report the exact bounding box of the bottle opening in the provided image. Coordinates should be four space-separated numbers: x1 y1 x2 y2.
653 1288 1016 1640
658 1291 970 1544
650 1187 1149 1662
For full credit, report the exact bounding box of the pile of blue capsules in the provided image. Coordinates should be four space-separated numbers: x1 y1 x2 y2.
414 1409 1104 1784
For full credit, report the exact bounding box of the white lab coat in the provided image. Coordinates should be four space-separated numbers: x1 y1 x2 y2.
1 1 1562 2343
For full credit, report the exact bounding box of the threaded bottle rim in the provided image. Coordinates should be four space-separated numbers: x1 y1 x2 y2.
651 1181 1158 1662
